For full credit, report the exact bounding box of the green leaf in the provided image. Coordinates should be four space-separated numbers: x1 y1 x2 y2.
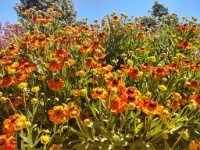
135 122 143 135
164 140 171 150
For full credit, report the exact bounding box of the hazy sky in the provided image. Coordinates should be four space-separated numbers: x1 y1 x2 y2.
0 0 200 24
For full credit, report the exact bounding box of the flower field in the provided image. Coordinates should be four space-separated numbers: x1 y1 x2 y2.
0 8 200 150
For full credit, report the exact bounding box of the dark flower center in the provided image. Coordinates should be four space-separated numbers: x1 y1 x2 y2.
128 94 135 101
102 62 107 67
112 80 119 85
10 116 19 123
0 139 6 146
96 89 103 94
54 78 60 82
127 88 134 94
149 102 157 107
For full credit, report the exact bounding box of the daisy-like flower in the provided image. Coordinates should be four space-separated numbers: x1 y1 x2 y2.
128 67 143 79
6 44 19 56
48 105 68 125
17 59 36 74
3 114 26 135
188 94 200 108
178 41 192 50
106 79 124 92
65 101 81 118
48 78 65 91
189 140 200 150
0 135 16 150
45 58 64 72
90 87 108 100
152 65 168 77
109 95 128 114
186 79 199 91
0 75 15 88
84 57 96 68
142 99 164 116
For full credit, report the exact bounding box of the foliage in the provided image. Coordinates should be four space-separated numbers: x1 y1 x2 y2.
0 8 200 150
14 0 86 25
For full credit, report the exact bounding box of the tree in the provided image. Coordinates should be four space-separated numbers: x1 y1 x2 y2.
14 0 82 25
140 1 169 27
150 1 169 20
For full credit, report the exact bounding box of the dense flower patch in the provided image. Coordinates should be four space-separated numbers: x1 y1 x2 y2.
0 8 200 149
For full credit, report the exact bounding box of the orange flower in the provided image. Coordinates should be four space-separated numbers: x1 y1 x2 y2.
181 24 190 32
190 140 200 150
15 72 30 83
90 87 108 100
0 135 16 150
6 44 19 56
188 94 200 108
7 93 25 109
45 58 64 72
178 41 192 50
53 48 69 59
3 114 26 135
84 57 96 68
80 45 93 54
128 67 143 79
109 95 128 114
168 62 181 74
65 101 80 118
140 62 151 71
17 59 36 74
186 79 199 91
0 75 15 88
121 87 142 107
49 144 62 150
96 62 113 74
48 78 65 91
48 105 68 125
106 79 124 92
152 65 168 77
142 99 164 116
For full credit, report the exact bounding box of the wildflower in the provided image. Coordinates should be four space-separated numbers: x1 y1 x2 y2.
178 41 192 50
72 89 81 97
18 82 28 90
45 58 64 72
40 135 50 145
158 85 167 91
0 135 16 150
38 74 46 80
80 112 92 126
17 59 36 74
188 94 200 108
190 140 200 150
152 65 168 77
65 102 80 118
162 133 169 140
128 67 143 79
31 98 38 105
0 75 15 88
186 79 199 91
109 95 128 114
76 70 86 77
3 114 26 135
84 57 96 68
49 144 62 150
90 87 108 100
142 99 164 116
48 78 65 91
48 105 68 125
181 131 189 140
31 86 40 92
7 93 25 109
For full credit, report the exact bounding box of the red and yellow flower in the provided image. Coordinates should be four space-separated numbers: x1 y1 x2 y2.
48 105 69 125
3 114 26 135
0 135 16 150
48 78 65 91
90 87 108 100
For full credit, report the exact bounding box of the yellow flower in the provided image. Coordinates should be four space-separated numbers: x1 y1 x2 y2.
181 131 189 140
158 85 167 91
18 82 28 89
31 86 40 92
41 135 50 145
8 69 16 74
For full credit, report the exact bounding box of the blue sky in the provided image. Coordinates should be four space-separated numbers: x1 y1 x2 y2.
0 0 200 24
